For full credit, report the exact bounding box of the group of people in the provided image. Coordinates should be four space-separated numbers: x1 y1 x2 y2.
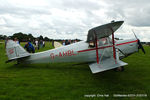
5 38 20 48
5 37 78 54
33 39 45 50
62 39 78 46
24 39 45 53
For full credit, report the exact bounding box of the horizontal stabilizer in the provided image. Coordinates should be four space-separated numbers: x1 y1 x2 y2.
89 58 128 74
5 55 30 63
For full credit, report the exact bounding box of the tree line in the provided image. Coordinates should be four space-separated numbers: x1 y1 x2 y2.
0 32 52 42
0 32 81 42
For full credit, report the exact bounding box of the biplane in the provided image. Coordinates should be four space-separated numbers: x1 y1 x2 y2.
5 21 145 73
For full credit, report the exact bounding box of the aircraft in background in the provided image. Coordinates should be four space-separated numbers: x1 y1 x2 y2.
5 21 145 73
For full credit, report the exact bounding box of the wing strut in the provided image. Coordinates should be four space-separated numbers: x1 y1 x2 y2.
110 28 117 63
94 30 99 64
93 26 117 64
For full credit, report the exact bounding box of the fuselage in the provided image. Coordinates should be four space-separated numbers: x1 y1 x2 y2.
23 38 138 64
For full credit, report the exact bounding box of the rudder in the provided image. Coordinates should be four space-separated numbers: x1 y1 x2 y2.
6 40 30 63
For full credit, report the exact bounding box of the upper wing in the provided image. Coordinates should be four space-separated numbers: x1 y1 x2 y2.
87 21 124 42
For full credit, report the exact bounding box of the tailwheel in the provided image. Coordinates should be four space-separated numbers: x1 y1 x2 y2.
114 66 124 72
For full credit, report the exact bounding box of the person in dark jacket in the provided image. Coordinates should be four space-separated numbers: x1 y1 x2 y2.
24 41 35 53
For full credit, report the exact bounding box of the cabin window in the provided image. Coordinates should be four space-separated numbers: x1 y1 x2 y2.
89 41 95 47
98 38 108 46
89 37 110 48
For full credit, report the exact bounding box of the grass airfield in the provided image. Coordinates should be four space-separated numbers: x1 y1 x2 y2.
0 41 150 100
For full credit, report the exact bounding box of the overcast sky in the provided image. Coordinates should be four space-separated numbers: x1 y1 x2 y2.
0 0 150 41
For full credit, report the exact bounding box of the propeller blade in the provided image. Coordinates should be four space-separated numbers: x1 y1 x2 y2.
138 39 146 54
132 30 138 39
132 30 145 54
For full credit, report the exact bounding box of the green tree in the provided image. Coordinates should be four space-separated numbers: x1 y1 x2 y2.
38 35 43 40
44 37 50 41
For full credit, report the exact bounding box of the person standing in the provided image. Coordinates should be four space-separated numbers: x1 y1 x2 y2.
74 39 78 43
14 38 19 44
62 40 65 46
43 41 45 47
24 41 35 53
65 40 68 45
35 39 38 50
52 40 54 47
68 39 71 45
39 40 43 48
5 37 8 48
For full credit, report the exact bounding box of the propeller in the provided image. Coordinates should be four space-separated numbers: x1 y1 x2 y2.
132 30 145 54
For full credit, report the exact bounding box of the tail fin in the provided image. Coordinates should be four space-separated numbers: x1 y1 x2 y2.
6 40 30 63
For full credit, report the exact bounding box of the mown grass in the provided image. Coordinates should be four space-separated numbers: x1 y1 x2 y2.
0 41 150 100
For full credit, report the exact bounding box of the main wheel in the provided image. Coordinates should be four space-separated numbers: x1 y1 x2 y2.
114 66 124 72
